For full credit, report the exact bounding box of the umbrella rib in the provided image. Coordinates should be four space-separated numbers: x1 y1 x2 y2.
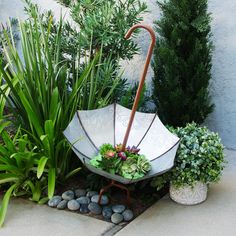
63 135 92 160
77 111 99 151
113 103 116 146
136 113 158 148
150 140 180 162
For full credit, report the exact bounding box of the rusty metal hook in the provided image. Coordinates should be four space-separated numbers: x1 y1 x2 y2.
122 24 156 151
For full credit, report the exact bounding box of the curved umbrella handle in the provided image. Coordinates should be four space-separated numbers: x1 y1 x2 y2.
122 24 156 151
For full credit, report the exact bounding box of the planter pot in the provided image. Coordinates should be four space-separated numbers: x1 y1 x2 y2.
169 181 208 205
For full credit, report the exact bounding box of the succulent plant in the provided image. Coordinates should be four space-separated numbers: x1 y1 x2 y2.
100 143 115 156
137 155 151 173
126 145 140 154
115 144 123 152
118 152 127 161
104 150 116 159
90 143 151 179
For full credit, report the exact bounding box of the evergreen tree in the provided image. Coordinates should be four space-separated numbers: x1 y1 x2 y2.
152 0 214 126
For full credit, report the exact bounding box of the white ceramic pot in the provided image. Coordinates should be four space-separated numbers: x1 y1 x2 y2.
169 181 208 205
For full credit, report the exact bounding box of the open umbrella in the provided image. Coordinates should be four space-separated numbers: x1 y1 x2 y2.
64 24 180 202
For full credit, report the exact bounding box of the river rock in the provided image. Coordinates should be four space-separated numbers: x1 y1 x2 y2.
62 190 74 201
57 200 68 210
80 204 89 213
67 199 80 211
122 209 134 221
91 194 109 205
75 189 87 198
88 202 102 215
77 196 90 204
86 191 98 198
111 213 124 224
48 196 62 208
102 206 113 220
112 204 126 213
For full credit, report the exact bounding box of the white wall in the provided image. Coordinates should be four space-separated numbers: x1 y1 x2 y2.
1 0 236 149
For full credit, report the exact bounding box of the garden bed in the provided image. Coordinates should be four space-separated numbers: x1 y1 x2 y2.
48 173 168 224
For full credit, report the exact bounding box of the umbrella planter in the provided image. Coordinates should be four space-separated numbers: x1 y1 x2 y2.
64 24 180 204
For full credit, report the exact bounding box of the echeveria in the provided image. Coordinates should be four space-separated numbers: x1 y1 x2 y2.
104 150 116 159
137 155 151 173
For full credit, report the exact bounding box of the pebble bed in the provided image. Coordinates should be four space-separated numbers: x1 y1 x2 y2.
48 189 134 224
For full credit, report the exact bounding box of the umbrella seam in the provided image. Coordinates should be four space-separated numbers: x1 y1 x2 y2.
136 113 158 148
76 111 99 151
63 134 92 160
150 140 180 162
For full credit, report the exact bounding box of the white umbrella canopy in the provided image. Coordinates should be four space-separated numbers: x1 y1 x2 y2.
63 103 180 184
63 24 180 185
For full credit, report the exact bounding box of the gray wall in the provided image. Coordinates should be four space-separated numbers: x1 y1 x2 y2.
1 0 236 149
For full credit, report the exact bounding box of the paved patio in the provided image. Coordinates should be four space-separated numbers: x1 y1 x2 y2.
0 198 115 236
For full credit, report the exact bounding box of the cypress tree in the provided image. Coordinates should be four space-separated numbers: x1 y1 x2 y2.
152 0 214 126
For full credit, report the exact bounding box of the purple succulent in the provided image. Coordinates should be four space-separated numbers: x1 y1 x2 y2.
126 145 140 154
118 152 127 161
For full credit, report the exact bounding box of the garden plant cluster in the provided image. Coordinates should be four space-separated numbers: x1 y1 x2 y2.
90 144 151 179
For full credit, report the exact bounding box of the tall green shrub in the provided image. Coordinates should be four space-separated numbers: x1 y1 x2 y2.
152 0 214 126
56 0 147 61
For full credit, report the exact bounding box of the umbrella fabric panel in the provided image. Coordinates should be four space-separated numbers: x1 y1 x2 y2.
138 115 180 161
78 105 115 148
115 104 156 148
148 142 179 175
63 113 98 159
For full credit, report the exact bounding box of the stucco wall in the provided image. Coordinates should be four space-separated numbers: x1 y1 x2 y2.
0 0 236 149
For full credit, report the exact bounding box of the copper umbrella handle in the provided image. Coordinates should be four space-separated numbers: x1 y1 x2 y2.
121 24 156 151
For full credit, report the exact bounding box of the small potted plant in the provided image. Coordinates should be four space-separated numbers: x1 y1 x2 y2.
151 123 225 205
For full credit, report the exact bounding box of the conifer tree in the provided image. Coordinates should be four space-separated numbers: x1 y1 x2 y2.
152 0 214 126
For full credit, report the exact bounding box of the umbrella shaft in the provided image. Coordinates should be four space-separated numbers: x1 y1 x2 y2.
122 24 156 151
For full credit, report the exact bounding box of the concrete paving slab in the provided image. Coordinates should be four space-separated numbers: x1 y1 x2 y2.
117 149 236 236
0 198 114 236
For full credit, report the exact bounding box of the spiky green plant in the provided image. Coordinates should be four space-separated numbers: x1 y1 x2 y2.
0 6 98 199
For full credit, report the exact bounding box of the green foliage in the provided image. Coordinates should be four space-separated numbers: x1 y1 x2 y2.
0 18 19 59
151 123 225 189
24 1 127 108
0 6 92 198
90 143 151 179
0 124 46 227
77 55 123 110
152 0 214 126
69 0 148 60
56 0 71 7
119 82 151 112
